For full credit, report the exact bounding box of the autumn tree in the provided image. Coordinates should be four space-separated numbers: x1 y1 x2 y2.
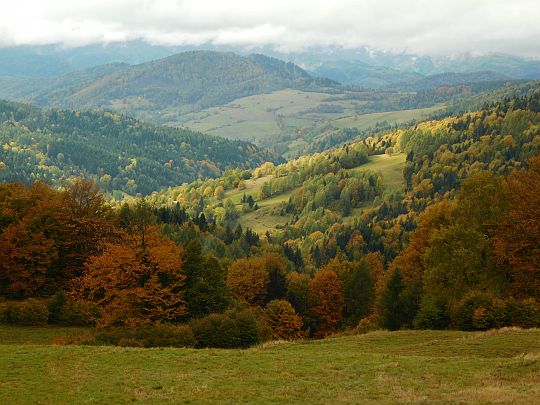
493 155 540 298
262 300 305 340
0 180 114 298
308 268 344 336
227 257 269 306
75 231 187 327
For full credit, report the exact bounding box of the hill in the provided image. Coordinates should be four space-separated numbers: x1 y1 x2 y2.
0 51 339 124
0 100 280 196
391 71 511 91
152 86 540 266
0 326 538 404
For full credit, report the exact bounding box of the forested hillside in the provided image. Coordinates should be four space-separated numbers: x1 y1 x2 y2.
0 83 539 348
0 51 339 124
0 100 279 195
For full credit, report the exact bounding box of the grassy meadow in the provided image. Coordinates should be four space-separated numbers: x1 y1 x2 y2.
178 89 444 145
0 326 538 404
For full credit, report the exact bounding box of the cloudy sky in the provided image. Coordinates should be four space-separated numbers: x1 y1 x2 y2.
1 0 539 56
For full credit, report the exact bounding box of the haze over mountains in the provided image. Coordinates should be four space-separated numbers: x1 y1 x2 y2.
1 41 540 83
0 44 533 148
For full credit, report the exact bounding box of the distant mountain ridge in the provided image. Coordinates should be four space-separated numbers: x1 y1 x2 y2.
390 71 511 91
0 51 340 124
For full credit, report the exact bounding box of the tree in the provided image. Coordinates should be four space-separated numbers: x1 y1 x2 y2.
183 240 231 318
308 269 344 336
118 199 156 249
340 260 374 324
265 253 287 302
75 230 186 327
377 268 419 330
286 272 310 317
214 186 225 200
0 180 114 298
227 257 269 306
493 155 540 298
378 268 405 330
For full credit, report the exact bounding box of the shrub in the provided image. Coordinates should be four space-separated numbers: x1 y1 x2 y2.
48 291 67 324
90 323 195 348
450 291 493 331
413 296 450 330
6 299 49 326
510 299 540 328
190 308 264 349
484 298 512 329
190 313 238 348
49 292 101 326
262 300 305 340
354 315 378 335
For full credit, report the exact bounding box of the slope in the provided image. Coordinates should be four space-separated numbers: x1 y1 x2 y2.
0 51 339 125
0 100 280 196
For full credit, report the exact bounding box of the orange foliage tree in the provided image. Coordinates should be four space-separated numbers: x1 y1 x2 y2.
227 257 269 306
0 180 114 298
74 230 186 327
262 299 305 340
308 268 344 336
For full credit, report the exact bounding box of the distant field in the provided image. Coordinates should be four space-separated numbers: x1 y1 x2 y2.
0 326 538 404
179 90 445 144
179 89 334 143
332 105 444 130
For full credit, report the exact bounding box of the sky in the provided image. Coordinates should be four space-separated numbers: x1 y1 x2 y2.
1 0 539 57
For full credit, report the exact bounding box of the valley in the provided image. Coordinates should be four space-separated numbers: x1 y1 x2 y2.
0 22 540 405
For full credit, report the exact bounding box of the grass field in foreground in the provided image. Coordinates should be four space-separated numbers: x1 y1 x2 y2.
0 327 538 404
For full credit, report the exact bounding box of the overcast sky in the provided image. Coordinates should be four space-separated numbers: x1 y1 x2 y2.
1 0 539 57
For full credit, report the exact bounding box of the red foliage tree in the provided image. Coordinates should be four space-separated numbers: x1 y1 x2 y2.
493 155 540 298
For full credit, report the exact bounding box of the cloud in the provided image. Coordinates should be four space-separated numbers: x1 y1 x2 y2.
1 0 539 57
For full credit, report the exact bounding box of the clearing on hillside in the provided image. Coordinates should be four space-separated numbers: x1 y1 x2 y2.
234 153 406 235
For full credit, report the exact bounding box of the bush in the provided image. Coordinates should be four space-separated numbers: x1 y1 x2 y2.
450 291 493 331
90 323 195 348
484 298 512 329
510 299 540 328
190 308 264 349
49 292 101 326
6 299 49 326
450 294 539 331
413 296 450 330
354 315 378 335
262 300 305 340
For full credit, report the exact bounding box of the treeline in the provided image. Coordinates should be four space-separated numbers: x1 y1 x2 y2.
0 179 380 345
378 160 540 331
0 99 279 195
